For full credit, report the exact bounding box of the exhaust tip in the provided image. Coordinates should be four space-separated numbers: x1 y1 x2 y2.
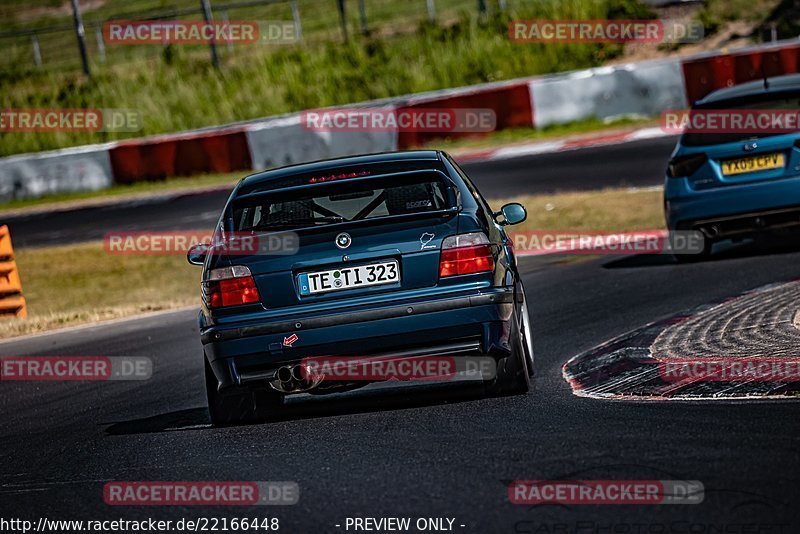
291 364 305 381
276 366 292 383
270 363 323 393
292 364 316 388
703 225 720 238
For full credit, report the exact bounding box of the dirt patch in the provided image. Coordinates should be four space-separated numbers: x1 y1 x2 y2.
10 0 105 23
615 20 759 65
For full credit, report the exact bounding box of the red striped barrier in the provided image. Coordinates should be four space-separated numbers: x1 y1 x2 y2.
8 39 800 201
109 128 251 184
396 83 533 149
681 43 800 104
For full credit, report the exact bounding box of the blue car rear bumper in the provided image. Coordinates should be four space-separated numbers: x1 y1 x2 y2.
201 288 516 390
665 174 800 233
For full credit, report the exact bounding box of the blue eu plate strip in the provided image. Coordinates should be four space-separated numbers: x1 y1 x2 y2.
298 273 310 296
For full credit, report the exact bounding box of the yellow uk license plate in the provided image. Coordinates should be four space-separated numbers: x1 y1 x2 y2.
721 153 785 176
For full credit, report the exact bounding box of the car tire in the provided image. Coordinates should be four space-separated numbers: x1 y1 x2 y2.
520 293 535 378
674 239 713 263
205 359 281 426
485 310 531 396
672 229 713 263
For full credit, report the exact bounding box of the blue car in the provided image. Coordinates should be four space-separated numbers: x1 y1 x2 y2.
188 151 533 425
664 74 800 259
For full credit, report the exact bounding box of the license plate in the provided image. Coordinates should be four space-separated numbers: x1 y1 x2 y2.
721 153 785 176
298 260 400 295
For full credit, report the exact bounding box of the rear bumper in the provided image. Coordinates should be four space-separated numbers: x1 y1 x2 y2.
202 288 516 390
665 175 800 234
676 206 800 240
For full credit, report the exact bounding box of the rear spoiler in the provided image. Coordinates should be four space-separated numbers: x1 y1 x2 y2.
225 169 462 233
233 169 459 204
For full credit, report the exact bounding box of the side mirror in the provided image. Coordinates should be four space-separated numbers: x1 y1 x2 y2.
495 203 527 226
187 242 210 266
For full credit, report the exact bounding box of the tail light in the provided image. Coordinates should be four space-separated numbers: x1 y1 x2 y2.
203 265 260 309
439 232 495 277
667 154 707 178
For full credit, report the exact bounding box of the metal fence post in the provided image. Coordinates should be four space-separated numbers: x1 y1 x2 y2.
477 0 487 18
31 33 42 67
200 0 220 68
69 0 91 76
290 0 303 42
358 0 368 34
498 0 506 11
95 25 106 63
221 10 234 52
337 0 348 42
426 0 436 23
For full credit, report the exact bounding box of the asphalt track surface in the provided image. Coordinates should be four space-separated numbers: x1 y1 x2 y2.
3 136 800 531
3 135 678 249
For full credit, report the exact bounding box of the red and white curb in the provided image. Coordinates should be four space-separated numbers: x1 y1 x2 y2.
562 281 800 401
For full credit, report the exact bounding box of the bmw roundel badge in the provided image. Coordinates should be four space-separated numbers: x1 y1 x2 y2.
335 232 352 249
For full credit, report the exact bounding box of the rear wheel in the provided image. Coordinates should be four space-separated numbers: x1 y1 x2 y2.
674 238 712 263
485 309 531 396
520 295 534 377
205 359 282 426
672 229 713 263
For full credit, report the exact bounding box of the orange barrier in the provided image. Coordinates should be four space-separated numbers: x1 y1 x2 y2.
0 225 27 318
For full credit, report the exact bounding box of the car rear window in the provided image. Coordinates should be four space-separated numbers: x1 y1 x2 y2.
682 93 800 147
231 172 452 231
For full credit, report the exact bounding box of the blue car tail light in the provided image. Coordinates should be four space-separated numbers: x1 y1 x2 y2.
667 154 708 178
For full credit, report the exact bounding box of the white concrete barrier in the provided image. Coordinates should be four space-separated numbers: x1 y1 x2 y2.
0 144 114 203
530 59 688 128
245 113 398 171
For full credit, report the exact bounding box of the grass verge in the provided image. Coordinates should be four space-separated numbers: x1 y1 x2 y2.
0 187 663 339
0 1 654 157
500 188 664 233
0 243 199 339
